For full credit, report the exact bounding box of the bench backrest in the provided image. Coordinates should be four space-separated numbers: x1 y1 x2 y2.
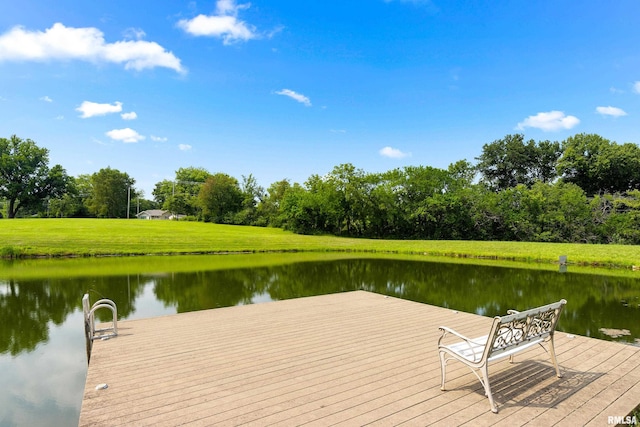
483 299 566 361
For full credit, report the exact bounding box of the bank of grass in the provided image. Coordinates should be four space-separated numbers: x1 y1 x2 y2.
1 218 640 269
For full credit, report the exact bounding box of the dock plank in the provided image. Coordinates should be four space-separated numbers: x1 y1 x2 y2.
79 291 640 426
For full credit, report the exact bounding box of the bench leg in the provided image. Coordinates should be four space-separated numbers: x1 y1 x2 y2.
439 351 447 391
480 364 498 413
549 334 562 378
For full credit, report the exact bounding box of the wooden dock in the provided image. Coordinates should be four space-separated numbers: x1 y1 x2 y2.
79 291 640 426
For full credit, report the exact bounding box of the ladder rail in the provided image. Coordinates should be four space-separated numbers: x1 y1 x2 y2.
82 294 118 362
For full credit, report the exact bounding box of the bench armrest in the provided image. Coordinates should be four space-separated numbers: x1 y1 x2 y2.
506 309 520 315
438 326 486 361
439 326 471 342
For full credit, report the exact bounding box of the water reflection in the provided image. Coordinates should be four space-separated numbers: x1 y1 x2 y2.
1 257 639 426
2 258 640 358
151 259 640 346
0 312 86 427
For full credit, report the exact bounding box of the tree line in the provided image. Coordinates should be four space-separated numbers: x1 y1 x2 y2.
2 133 640 244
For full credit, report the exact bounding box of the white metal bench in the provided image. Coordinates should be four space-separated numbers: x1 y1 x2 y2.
438 299 567 413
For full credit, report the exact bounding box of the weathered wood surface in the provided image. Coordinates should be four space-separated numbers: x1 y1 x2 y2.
79 291 640 426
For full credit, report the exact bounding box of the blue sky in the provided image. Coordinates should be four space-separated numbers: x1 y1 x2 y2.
1 0 639 197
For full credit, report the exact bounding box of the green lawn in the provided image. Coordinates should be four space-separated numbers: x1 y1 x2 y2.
1 218 640 269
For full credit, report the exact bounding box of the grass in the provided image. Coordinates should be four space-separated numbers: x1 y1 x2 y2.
1 218 640 270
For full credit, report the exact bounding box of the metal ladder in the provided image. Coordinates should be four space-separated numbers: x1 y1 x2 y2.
82 294 118 361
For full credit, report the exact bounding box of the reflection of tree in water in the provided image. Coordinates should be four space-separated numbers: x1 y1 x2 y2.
81 274 147 322
152 259 640 344
0 275 146 356
3 258 640 356
154 268 275 311
0 280 51 355
152 261 366 312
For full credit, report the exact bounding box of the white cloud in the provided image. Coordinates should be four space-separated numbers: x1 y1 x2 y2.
105 128 145 143
177 0 256 45
380 146 410 159
596 106 627 117
634 81 640 94
0 23 185 73
76 101 122 118
123 28 146 40
216 0 249 14
40 95 53 102
151 135 168 142
55 115 64 120
266 25 284 40
516 110 580 132
275 89 311 107
178 144 192 151
121 111 137 120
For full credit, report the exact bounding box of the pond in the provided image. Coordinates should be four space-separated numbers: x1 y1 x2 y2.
1 253 639 426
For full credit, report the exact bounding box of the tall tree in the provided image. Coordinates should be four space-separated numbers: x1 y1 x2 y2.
152 179 174 207
47 176 91 218
258 179 292 227
557 133 609 195
534 140 562 183
235 174 265 225
558 133 640 195
591 190 640 244
198 173 243 223
278 175 344 235
476 134 561 191
85 167 136 218
327 163 370 235
530 181 592 242
155 167 211 216
0 135 69 218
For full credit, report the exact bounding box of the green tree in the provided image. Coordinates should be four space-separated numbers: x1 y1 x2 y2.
258 179 292 227
234 174 265 225
535 140 562 183
558 133 640 195
304 173 344 234
0 135 69 218
198 173 243 223
47 176 90 218
592 190 640 244
366 171 405 237
326 164 370 235
447 159 477 187
279 176 343 235
152 179 173 207
529 181 592 242
85 167 136 218
279 183 311 233
154 167 211 217
476 134 561 191
396 165 453 238
494 184 542 241
471 189 499 240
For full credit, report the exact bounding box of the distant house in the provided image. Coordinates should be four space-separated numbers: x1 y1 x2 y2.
136 210 172 220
